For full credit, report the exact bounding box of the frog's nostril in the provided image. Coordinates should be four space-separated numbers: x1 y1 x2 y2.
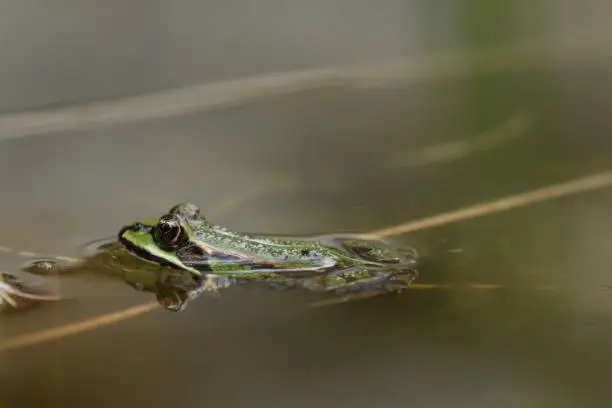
132 223 145 232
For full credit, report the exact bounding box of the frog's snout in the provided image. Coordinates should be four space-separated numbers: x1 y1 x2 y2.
118 223 150 241
125 222 151 234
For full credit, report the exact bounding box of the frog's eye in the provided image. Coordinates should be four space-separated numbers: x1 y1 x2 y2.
153 214 189 251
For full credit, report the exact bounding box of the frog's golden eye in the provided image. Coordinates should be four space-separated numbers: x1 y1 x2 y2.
154 214 189 251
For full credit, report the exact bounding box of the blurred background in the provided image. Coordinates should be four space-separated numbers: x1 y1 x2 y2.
2 1 612 407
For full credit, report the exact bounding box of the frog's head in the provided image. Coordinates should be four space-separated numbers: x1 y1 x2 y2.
117 204 206 278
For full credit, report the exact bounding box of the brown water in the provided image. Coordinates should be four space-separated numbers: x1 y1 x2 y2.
2 58 612 407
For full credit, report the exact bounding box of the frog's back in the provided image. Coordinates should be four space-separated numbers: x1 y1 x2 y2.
187 223 343 276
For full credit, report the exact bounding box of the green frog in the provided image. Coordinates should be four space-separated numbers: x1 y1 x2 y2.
113 203 418 311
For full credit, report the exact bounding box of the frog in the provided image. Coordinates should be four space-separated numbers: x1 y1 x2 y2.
114 203 419 311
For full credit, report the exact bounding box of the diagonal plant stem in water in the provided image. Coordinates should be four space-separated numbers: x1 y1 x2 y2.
0 302 159 352
2 168 612 352
364 169 612 238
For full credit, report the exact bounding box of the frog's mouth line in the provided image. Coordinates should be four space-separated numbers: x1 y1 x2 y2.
117 225 191 271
